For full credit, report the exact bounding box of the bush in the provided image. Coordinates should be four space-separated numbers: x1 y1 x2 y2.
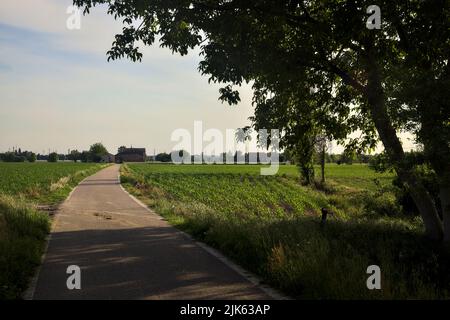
392 166 441 217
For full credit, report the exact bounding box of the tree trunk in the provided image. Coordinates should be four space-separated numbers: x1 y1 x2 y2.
437 164 450 243
321 143 325 184
365 49 443 240
419 105 450 242
441 185 450 243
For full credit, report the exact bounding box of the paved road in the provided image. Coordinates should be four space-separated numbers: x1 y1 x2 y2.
32 165 269 300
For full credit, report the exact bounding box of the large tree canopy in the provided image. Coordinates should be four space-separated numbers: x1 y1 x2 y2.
74 0 449 241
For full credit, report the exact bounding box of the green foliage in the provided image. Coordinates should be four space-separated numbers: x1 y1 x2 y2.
48 152 58 163
73 0 450 239
80 151 91 163
89 143 108 163
392 165 442 218
0 163 105 204
68 150 81 163
0 195 50 299
73 0 448 155
0 152 26 163
121 164 450 299
0 163 107 299
128 165 331 219
155 153 172 162
293 132 316 185
27 153 36 163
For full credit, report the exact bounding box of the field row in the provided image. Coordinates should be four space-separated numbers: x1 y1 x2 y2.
129 163 394 190
131 169 330 219
0 162 105 203
121 163 448 299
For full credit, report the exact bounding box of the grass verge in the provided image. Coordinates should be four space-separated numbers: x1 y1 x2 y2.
0 163 109 299
0 195 50 299
121 164 450 299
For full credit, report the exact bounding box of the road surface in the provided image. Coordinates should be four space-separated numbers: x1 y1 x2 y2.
32 165 270 300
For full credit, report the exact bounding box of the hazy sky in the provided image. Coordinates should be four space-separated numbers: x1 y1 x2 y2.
0 0 257 155
0 1 416 155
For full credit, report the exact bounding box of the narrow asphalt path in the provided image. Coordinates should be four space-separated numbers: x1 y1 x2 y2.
32 165 270 300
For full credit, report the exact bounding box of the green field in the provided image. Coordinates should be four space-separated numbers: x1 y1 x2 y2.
128 163 394 190
122 163 450 299
0 162 106 299
0 162 105 204
125 163 396 219
127 164 330 219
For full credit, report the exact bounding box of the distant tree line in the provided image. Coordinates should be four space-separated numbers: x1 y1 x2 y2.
151 150 374 165
0 148 36 162
0 143 109 163
64 143 110 163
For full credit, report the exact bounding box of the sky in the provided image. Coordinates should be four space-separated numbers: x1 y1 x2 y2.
0 1 416 155
0 0 257 155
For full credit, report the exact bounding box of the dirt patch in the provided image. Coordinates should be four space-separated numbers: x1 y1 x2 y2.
50 176 70 192
279 201 294 215
93 212 113 220
37 205 59 217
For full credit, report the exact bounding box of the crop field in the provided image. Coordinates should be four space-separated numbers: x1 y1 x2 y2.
121 163 450 299
130 163 394 190
0 162 105 299
0 162 105 203
124 163 396 221
127 164 335 219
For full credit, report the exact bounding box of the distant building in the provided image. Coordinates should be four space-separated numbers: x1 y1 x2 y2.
116 148 146 163
100 153 116 163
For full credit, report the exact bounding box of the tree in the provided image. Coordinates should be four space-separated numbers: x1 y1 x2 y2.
89 143 108 163
74 1 449 241
315 135 329 184
118 146 127 154
155 153 171 162
235 127 253 164
48 152 58 163
68 150 81 162
80 151 91 163
27 153 37 163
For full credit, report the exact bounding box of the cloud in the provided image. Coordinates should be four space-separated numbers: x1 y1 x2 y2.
0 1 255 154
2 1 415 155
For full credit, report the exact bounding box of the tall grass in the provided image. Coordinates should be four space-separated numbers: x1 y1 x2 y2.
122 164 450 299
0 163 107 204
0 195 50 299
0 163 108 299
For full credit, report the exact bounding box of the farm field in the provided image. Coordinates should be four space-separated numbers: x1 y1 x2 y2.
0 162 106 299
0 162 106 204
128 163 395 191
121 163 450 299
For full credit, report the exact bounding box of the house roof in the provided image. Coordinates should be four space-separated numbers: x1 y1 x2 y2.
117 148 146 156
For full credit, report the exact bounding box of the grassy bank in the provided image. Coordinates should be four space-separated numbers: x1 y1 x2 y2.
121 163 450 299
0 163 107 299
0 195 50 299
0 163 108 204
